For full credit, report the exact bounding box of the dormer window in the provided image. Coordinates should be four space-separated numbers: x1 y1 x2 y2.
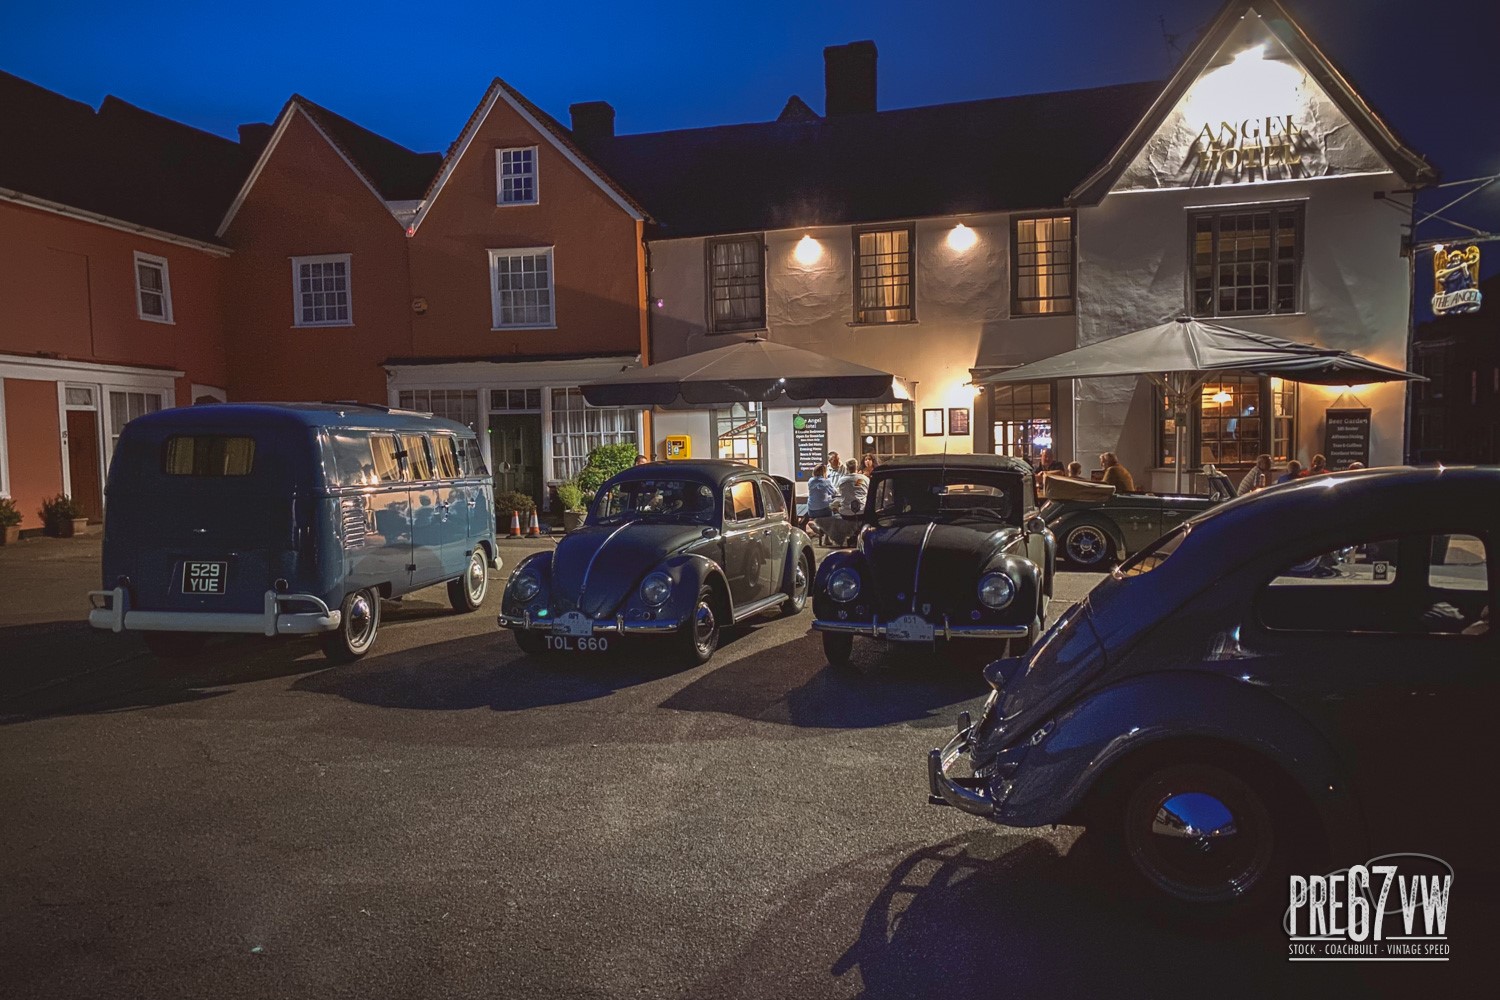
497 147 538 205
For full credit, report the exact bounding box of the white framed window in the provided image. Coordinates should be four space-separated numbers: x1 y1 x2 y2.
489 247 555 329
108 390 165 456
291 253 352 327
0 378 10 497
496 147 539 205
549 388 638 481
133 252 173 324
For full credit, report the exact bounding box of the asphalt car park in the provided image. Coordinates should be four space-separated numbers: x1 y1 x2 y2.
0 535 1492 999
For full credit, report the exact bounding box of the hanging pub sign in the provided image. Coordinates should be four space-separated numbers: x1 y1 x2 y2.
1323 408 1372 470
1432 245 1482 315
792 412 828 482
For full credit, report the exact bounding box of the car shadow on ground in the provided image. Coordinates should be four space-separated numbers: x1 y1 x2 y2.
677 828 1336 1000
659 630 990 729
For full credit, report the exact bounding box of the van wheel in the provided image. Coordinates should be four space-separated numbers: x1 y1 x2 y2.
448 549 490 613
321 588 380 663
142 632 209 661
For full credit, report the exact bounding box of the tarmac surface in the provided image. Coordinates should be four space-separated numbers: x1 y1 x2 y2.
0 534 1491 998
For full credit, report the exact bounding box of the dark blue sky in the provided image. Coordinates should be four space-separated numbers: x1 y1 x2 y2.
5 0 1497 254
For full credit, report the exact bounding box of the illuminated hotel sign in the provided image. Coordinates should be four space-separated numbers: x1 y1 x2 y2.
1191 116 1308 184
1432 245 1482 315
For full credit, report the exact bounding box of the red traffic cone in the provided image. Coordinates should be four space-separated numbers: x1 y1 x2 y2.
527 510 541 536
508 509 522 537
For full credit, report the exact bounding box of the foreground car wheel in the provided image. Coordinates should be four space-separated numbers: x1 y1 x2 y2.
781 552 812 616
1063 522 1114 568
447 549 490 613
678 586 721 665
514 629 548 658
822 631 853 668
321 588 380 663
1119 761 1283 907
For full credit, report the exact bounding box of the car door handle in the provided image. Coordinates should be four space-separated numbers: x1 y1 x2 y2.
467 498 477 508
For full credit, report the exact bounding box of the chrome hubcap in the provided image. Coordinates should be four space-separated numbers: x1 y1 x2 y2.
467 553 487 601
794 560 809 604
693 602 717 653
348 593 376 649
1129 779 1272 901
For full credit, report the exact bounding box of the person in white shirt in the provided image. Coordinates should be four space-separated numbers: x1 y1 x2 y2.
835 460 869 546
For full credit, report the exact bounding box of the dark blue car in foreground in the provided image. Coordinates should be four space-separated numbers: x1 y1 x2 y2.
89 402 497 662
930 467 1495 907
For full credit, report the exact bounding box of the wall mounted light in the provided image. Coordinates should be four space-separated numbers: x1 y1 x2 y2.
794 235 822 265
947 222 977 252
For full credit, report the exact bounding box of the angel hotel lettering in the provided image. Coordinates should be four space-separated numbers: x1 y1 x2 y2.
1191 116 1309 184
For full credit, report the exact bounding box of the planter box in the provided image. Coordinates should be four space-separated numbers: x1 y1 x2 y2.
0 526 19 546
562 511 585 532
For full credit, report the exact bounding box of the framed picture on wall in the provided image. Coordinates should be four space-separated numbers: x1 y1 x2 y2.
922 408 944 436
947 407 970 436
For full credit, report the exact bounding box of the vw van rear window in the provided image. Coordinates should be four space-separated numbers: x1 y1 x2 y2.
431 435 461 479
163 435 255 476
399 434 434 481
461 438 488 477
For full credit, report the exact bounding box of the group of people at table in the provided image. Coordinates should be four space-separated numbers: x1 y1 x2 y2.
1032 447 1362 498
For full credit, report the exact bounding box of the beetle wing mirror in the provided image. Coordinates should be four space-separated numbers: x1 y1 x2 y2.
702 527 719 539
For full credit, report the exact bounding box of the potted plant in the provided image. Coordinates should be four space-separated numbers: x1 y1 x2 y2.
576 442 639 495
0 496 22 545
40 494 88 538
555 481 587 532
495 490 537 532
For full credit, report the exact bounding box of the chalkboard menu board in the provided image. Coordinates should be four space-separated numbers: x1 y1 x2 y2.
1323 408 1371 470
792 412 828 481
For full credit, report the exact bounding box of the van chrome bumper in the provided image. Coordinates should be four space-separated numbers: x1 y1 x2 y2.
812 617 1029 640
927 712 997 817
87 587 341 637
497 610 681 635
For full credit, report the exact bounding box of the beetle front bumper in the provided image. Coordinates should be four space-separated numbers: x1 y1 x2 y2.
812 617 1029 640
927 712 1000 817
87 587 341 637
496 610 682 635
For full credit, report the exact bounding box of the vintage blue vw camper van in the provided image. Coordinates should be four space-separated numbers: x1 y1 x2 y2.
88 403 498 662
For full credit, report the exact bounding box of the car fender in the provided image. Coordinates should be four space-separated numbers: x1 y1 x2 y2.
998 670 1365 858
977 552 1043 621
500 550 554 616
811 548 867 619
658 551 732 618
1050 511 1126 560
779 527 815 597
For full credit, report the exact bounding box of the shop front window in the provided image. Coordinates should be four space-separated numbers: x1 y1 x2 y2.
991 382 1054 467
397 389 479 431
714 402 766 467
857 402 914 463
549 388 638 481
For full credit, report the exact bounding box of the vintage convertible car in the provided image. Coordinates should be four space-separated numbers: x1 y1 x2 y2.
811 455 1055 665
1041 467 1235 568
929 466 1496 907
498 461 814 665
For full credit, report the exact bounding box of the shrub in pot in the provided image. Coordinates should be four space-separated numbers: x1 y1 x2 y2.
495 490 536 531
40 494 86 538
555 481 587 531
575 442 639 495
0 496 21 545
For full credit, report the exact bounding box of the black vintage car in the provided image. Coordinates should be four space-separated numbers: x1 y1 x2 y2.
930 466 1496 907
498 461 814 665
1041 467 1236 568
811 455 1055 665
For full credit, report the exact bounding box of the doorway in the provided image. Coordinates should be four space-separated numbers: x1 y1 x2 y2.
62 385 104 521
490 413 543 511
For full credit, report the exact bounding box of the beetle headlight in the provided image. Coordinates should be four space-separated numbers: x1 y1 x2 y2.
511 569 541 602
827 568 861 602
640 572 672 607
978 572 1015 609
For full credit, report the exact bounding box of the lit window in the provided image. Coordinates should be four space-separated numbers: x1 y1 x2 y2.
497 147 539 205
853 226 914 324
714 402 766 467
134 252 173 323
489 248 554 328
706 235 766 333
857 402 914 462
1191 206 1302 317
292 254 352 327
990 383 1054 466
1011 216 1073 316
1155 376 1296 468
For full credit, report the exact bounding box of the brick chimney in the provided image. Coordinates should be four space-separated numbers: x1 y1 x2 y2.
569 101 615 145
824 41 877 116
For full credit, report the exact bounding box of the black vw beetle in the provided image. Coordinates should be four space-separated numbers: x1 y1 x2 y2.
498 461 814 665
930 466 1497 908
811 455 1055 666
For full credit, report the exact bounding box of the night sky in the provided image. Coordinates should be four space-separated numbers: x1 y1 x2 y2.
5 0 1497 275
